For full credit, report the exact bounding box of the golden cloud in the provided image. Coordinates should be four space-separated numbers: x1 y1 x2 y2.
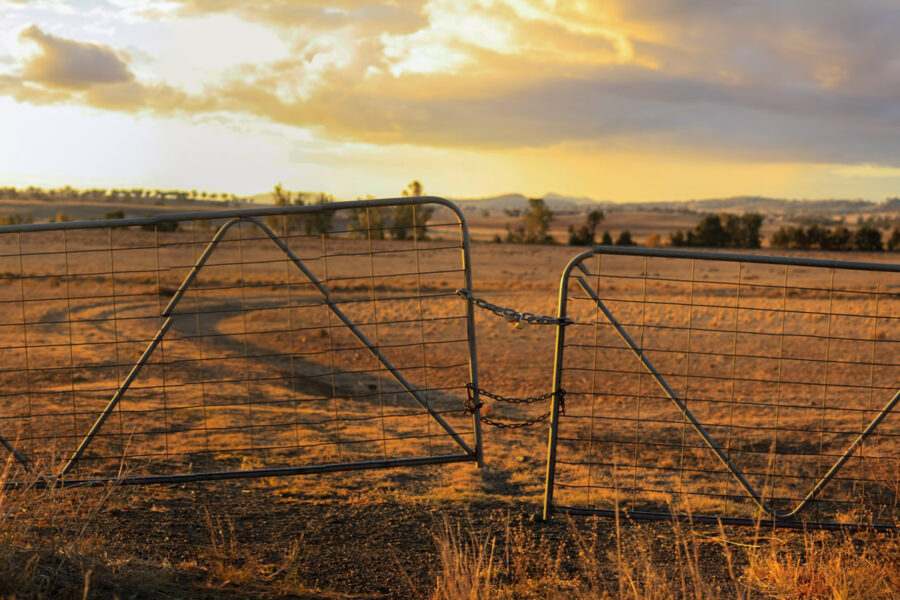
169 0 428 34
1 25 216 117
19 25 134 90
1 1 898 167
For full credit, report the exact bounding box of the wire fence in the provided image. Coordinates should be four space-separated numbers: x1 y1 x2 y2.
543 247 900 530
0 197 482 487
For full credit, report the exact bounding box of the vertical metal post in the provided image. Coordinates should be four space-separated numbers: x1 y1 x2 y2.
543 251 589 519
457 213 484 467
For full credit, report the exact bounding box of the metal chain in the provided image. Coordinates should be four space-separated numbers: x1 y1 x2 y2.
464 383 565 429
457 288 573 327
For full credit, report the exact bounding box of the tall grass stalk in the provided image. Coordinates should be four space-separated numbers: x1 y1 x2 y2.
432 518 497 600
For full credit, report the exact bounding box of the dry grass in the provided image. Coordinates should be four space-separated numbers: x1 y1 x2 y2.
0 462 148 598
0 220 899 598
429 510 900 600
745 529 900 600
431 519 497 600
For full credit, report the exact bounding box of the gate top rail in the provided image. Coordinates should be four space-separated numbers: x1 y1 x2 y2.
0 195 462 234
562 245 900 275
545 244 900 530
0 196 486 485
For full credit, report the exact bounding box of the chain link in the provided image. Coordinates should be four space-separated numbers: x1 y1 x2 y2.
457 288 573 327
464 383 565 429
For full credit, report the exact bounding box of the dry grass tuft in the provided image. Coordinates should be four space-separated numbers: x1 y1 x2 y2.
429 510 896 600
431 518 497 600
745 530 900 600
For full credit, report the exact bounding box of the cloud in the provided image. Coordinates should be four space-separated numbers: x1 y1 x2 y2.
18 24 133 89
201 63 900 168
170 0 428 34
3 25 209 114
1 1 898 170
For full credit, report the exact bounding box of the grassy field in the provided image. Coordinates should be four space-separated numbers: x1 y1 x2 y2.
0 208 898 598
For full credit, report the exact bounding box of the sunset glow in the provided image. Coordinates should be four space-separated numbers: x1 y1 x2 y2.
1 0 898 201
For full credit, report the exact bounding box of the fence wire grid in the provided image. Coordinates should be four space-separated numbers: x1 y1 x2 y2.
0 197 482 487
544 247 900 530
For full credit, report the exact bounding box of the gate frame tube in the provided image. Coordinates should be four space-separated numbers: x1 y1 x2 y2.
543 245 900 531
0 196 484 487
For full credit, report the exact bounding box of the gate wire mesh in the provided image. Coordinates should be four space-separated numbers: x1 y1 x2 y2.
543 247 900 530
0 197 482 488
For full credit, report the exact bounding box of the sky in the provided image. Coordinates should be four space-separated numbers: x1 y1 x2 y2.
1 0 899 202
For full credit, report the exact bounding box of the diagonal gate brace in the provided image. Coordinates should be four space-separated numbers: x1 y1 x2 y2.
2 216 475 484
572 266 900 520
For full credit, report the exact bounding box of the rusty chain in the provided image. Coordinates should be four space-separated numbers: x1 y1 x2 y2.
464 383 566 430
456 288 573 327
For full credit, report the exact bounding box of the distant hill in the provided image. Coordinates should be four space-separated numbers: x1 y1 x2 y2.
450 193 898 215
245 189 900 219
639 196 880 216
452 192 603 210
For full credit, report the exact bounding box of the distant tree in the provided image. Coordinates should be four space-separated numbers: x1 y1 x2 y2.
102 209 125 220
770 223 882 251
888 227 900 251
673 212 763 248
142 214 178 232
723 213 763 248
645 233 662 247
349 204 389 240
770 225 808 249
266 183 306 232
804 223 829 249
0 213 33 226
601 231 613 245
403 180 424 198
507 197 555 243
506 198 554 244
304 193 335 235
824 225 851 250
567 225 583 246
850 225 883 251
691 214 729 247
615 230 636 246
392 181 434 240
505 222 524 243
568 208 604 246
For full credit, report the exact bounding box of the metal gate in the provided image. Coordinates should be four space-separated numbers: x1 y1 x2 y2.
543 247 900 530
0 197 482 487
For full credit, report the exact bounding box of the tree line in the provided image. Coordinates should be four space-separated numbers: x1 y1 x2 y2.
670 214 900 251
0 181 437 240
495 197 636 246
499 202 900 252
6 184 900 252
670 213 763 248
0 186 248 203
769 223 898 251
263 180 434 240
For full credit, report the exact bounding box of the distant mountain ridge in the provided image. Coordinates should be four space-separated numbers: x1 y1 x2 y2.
451 192 602 210
246 188 899 218
451 193 899 216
